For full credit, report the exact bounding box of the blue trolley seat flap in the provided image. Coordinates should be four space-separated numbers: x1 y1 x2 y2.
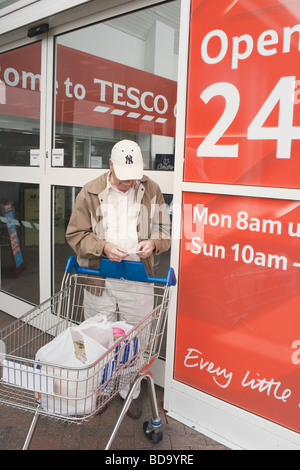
65 256 176 286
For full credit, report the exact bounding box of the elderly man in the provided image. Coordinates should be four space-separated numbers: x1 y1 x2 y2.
66 139 171 418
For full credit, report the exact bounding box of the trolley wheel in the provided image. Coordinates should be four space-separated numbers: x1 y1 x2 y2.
143 421 163 443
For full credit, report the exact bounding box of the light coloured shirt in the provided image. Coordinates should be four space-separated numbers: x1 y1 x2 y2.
104 174 140 261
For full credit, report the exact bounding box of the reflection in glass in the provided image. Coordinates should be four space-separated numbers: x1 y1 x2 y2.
0 182 39 304
52 186 80 293
54 1 180 170
0 42 41 166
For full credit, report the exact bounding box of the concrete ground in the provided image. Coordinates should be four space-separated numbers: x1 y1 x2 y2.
0 385 228 451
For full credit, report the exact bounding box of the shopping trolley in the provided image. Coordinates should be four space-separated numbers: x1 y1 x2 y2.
0 256 176 450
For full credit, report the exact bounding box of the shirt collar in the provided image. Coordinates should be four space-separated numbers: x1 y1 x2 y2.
107 170 139 195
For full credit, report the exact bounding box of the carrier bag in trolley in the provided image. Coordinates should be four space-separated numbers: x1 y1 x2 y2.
35 315 140 417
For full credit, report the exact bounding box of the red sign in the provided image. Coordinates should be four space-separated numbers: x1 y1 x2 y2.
0 43 177 138
56 45 177 137
176 0 300 435
184 0 300 188
0 42 41 120
174 192 300 433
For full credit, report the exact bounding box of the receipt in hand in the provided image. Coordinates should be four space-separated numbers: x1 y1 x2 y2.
126 248 142 254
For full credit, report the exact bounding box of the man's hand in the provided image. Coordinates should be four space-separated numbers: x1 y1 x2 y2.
103 242 128 262
137 239 155 259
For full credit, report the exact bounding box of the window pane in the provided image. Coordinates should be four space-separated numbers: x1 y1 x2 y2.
52 186 80 292
0 182 39 304
54 0 180 170
0 42 41 166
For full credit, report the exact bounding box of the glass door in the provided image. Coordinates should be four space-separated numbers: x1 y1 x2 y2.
0 2 181 378
0 40 44 316
51 1 180 291
50 1 180 382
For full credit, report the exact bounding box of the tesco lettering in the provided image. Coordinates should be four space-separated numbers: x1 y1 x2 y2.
0 67 170 116
94 78 168 114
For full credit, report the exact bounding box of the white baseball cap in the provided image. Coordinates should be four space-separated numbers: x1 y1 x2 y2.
111 140 144 181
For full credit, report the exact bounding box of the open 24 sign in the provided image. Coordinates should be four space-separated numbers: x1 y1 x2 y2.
184 0 300 189
198 77 300 160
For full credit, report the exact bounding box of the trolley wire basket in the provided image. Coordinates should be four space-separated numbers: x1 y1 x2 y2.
0 256 176 450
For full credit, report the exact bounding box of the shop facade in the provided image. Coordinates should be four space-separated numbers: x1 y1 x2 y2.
1 0 300 450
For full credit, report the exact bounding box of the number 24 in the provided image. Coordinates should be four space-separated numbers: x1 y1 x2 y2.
197 76 300 159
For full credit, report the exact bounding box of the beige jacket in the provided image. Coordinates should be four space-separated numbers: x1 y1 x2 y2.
66 172 171 276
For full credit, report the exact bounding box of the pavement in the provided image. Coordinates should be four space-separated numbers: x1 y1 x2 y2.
0 311 228 451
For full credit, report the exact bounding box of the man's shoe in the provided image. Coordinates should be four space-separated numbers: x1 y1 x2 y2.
96 396 109 415
127 398 142 419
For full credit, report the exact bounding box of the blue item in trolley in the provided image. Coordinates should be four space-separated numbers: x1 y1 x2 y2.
101 335 140 388
101 359 115 386
116 337 139 365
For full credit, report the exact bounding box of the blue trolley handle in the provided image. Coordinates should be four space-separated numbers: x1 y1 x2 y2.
65 256 176 286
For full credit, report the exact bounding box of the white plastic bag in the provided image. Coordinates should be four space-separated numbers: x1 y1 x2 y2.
35 315 140 416
35 325 108 416
77 314 115 349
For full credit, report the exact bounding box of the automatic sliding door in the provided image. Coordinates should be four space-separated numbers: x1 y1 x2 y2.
0 42 41 307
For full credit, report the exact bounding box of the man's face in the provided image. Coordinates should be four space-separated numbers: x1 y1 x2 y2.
109 160 137 192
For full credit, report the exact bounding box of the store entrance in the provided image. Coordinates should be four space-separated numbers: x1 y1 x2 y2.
0 1 180 381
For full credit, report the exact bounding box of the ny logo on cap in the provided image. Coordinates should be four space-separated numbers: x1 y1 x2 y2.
125 155 133 164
